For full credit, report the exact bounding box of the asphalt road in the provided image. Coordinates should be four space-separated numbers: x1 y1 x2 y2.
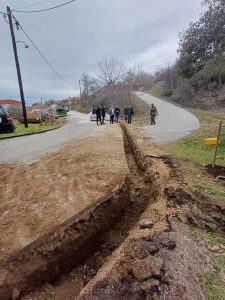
136 92 199 143
0 111 102 164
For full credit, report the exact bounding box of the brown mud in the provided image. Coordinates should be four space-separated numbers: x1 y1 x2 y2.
0 124 225 299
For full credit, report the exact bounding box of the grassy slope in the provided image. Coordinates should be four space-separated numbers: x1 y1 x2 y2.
194 229 225 300
146 88 225 201
168 109 225 166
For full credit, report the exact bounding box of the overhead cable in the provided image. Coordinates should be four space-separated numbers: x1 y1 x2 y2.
15 0 54 11
12 14 74 87
12 0 77 13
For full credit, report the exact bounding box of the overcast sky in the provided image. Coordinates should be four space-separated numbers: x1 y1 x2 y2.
0 0 204 105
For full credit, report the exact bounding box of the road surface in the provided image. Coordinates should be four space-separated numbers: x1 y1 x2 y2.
0 111 101 163
136 92 199 143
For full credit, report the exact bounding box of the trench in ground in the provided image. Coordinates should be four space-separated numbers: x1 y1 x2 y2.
22 125 156 299
0 124 159 299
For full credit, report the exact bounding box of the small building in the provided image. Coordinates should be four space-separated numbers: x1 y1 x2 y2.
31 104 47 113
0 99 22 110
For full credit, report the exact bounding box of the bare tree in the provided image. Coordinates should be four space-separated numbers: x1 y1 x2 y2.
80 73 92 96
96 58 126 86
125 63 143 90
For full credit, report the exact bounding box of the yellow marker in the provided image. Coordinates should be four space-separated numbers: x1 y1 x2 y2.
204 138 219 145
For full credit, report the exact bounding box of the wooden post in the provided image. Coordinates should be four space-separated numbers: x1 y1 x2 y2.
213 121 222 167
7 6 28 128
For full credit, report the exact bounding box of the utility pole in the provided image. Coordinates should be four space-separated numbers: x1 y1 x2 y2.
79 80 81 98
7 6 28 128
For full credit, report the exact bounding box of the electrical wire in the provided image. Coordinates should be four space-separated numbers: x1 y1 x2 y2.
12 0 77 13
15 0 54 11
12 14 74 87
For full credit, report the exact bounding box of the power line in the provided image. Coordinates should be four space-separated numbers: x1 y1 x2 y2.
12 14 74 88
12 0 77 13
15 0 54 11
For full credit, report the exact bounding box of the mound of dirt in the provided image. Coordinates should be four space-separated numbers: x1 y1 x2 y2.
0 125 127 259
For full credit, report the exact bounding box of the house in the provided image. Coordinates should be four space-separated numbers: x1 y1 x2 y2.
30 104 47 113
0 99 22 110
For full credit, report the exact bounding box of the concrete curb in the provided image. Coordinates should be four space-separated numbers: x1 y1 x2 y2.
0 124 64 140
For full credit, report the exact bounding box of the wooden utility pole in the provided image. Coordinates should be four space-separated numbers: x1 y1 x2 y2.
7 6 28 128
213 121 222 167
79 80 81 98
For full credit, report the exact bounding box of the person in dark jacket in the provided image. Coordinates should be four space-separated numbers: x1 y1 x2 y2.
101 105 106 124
124 106 128 123
114 106 120 123
127 105 134 124
150 103 157 125
96 105 102 125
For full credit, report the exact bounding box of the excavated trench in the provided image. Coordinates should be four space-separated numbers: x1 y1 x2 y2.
0 124 159 300
1 124 224 300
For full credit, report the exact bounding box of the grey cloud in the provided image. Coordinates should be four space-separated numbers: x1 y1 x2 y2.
0 0 204 103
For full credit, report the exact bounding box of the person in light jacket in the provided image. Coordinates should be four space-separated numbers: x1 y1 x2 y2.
109 106 115 124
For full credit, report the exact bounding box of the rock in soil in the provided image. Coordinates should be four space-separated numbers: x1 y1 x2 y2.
140 219 155 229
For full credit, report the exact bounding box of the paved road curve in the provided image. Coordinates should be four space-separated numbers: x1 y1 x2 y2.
136 92 199 143
0 111 101 164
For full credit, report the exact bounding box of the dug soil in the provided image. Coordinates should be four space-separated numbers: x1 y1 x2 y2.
0 124 127 259
0 123 225 300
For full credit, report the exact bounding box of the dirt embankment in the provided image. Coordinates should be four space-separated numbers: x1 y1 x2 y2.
0 125 127 259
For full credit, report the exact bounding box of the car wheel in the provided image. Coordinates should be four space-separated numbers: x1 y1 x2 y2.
9 124 15 133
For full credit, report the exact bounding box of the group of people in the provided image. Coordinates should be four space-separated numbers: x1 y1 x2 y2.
95 105 106 125
95 103 157 126
95 105 134 125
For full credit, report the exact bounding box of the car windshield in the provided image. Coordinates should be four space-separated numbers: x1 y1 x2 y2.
92 108 97 114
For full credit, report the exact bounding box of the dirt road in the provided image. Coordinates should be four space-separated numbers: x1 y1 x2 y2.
136 92 199 143
0 123 127 259
0 111 101 163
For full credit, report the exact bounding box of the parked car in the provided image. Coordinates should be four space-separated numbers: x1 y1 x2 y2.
56 107 67 117
0 104 15 133
90 106 97 121
40 111 55 120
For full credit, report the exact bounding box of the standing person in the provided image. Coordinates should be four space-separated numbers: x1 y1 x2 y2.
96 105 102 125
101 105 106 124
124 106 128 123
127 105 134 124
109 105 115 124
115 105 120 123
150 103 157 125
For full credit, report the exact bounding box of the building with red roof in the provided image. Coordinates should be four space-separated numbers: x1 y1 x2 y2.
0 99 22 105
